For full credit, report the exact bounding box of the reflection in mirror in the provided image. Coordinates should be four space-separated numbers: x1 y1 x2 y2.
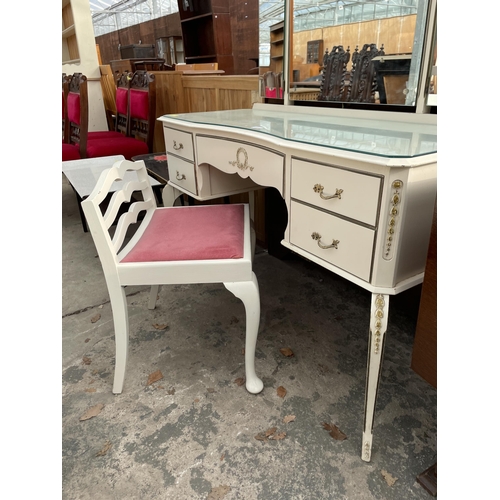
426 14 437 106
289 0 430 107
259 1 285 99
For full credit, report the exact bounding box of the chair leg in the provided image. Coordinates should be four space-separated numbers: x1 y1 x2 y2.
108 284 129 394
224 272 263 394
148 285 160 310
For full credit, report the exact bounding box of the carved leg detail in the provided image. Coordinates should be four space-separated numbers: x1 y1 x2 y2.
224 273 263 394
362 293 390 462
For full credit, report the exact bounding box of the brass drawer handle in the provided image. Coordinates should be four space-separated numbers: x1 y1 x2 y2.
173 140 183 151
313 184 343 200
311 232 339 250
176 171 186 181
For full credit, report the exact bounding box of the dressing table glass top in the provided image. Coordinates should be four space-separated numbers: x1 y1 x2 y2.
165 108 437 159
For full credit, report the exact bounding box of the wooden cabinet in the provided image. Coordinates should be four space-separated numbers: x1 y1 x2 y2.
62 0 80 64
269 21 284 73
177 0 234 74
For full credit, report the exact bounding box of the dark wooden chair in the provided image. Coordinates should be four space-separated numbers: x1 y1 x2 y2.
347 43 385 103
62 73 82 161
62 71 155 161
317 46 351 102
128 70 157 153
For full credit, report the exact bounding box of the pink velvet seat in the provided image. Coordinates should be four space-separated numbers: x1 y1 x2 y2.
81 159 263 396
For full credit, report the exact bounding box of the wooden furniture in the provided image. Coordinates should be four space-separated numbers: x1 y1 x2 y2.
128 71 157 153
63 72 154 161
269 21 284 74
317 46 351 102
120 44 155 59
411 202 437 388
372 54 412 105
62 0 79 64
348 43 385 103
177 0 234 74
110 58 166 75
156 36 184 66
81 158 263 395
306 40 324 65
159 104 437 462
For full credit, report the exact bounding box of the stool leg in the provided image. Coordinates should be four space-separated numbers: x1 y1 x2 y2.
108 283 129 394
148 285 160 310
224 272 263 394
362 293 390 461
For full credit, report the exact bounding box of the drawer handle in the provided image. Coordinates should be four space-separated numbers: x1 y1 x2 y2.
176 171 186 181
311 232 339 250
229 147 254 171
313 184 343 200
173 140 183 151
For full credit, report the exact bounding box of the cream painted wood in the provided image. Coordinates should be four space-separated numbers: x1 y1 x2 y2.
167 155 198 195
290 201 375 282
164 126 195 161
81 159 263 395
196 136 285 194
362 293 390 462
291 158 382 227
157 105 437 461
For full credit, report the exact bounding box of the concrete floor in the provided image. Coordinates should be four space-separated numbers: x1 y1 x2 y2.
62 174 437 500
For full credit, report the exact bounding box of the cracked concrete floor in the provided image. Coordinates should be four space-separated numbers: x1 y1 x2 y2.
62 174 436 500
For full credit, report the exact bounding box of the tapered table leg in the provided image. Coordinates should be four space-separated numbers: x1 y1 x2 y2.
362 293 390 462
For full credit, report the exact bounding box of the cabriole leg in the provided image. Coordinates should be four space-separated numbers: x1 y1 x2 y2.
224 272 263 394
362 293 390 462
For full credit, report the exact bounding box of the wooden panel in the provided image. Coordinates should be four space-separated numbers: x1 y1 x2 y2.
67 34 80 61
150 71 185 152
411 203 437 388
62 3 74 29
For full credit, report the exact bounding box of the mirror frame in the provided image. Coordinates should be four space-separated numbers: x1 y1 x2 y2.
260 0 437 114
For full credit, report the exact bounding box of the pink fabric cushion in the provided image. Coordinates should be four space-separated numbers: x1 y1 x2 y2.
67 92 80 124
121 204 244 263
116 87 128 115
86 136 149 160
130 89 149 120
62 143 81 161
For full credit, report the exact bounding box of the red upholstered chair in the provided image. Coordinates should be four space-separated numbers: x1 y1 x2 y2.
81 159 263 395
63 72 154 161
128 70 157 153
62 73 81 161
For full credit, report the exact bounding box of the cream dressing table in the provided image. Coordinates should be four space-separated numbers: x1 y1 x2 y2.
158 103 437 461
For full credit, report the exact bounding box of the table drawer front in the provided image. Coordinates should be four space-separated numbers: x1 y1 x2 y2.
291 159 382 226
167 155 197 195
197 136 284 193
164 127 194 161
290 201 375 282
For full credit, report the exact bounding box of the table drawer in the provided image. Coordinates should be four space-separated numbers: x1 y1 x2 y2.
197 136 284 193
167 155 197 195
290 201 375 282
291 159 382 226
164 126 194 161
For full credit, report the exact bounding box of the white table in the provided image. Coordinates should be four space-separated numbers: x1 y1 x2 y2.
159 103 437 462
62 155 161 231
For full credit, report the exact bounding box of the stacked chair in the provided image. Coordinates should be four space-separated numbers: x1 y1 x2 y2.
62 70 156 161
